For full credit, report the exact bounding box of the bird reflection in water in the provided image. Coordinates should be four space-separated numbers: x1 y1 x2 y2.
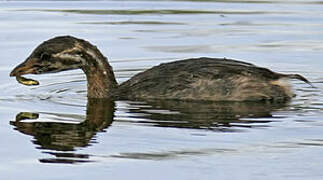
125 100 287 132
10 99 288 163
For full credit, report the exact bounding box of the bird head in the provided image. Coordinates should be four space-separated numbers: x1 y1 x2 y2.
10 36 89 77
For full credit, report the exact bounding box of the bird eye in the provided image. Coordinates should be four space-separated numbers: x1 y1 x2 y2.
40 53 50 61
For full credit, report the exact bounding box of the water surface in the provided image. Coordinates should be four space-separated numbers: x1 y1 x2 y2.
0 0 323 179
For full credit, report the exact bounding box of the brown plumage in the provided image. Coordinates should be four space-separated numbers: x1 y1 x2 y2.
10 36 312 102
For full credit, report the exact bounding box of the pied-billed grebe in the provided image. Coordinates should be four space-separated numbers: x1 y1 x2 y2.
10 36 312 101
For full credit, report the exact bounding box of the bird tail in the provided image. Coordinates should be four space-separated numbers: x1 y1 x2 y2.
283 74 314 87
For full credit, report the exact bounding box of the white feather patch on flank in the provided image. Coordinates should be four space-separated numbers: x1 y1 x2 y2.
270 78 295 98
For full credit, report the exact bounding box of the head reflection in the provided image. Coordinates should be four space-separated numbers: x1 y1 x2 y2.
10 99 115 151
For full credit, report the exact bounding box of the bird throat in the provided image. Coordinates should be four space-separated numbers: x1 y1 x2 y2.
81 55 118 99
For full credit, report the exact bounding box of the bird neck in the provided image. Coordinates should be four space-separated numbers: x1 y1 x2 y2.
81 53 118 99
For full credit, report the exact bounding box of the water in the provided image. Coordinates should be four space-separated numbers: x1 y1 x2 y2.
0 0 323 179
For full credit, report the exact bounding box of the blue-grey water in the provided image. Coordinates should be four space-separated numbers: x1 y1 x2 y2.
0 0 323 179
